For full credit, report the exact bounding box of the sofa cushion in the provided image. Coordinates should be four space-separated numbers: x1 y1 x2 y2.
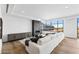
25 40 30 46
37 34 53 45
30 37 39 43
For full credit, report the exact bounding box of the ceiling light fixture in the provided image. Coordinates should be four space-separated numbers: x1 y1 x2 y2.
21 11 25 13
65 6 69 9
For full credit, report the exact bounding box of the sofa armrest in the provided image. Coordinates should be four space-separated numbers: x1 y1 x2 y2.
26 41 41 54
29 41 41 48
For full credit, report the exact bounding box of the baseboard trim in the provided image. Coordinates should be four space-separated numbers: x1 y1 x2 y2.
65 37 77 39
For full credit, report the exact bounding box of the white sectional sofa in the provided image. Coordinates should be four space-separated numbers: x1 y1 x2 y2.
20 32 64 54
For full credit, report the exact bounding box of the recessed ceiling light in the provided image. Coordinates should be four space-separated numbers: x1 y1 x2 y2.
65 6 69 9
21 11 24 13
37 19 41 20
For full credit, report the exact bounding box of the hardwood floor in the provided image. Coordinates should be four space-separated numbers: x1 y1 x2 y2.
2 41 27 54
2 38 79 54
52 38 79 54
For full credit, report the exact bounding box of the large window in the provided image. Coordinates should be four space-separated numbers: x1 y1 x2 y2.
41 19 64 32
57 20 64 32
77 18 79 38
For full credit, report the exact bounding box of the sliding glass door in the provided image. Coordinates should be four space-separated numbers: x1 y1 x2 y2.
57 20 64 32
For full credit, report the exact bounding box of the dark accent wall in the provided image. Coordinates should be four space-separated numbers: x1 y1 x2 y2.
0 18 2 38
32 20 34 36
32 20 43 36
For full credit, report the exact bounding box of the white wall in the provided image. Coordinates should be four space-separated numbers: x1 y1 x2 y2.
1 4 32 42
0 5 2 17
2 16 32 42
64 16 77 38
0 5 2 53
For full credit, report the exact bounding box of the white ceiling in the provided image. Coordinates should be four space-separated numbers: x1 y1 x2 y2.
0 5 2 17
11 4 79 20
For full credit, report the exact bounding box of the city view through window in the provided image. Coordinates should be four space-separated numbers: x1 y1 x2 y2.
41 19 64 32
